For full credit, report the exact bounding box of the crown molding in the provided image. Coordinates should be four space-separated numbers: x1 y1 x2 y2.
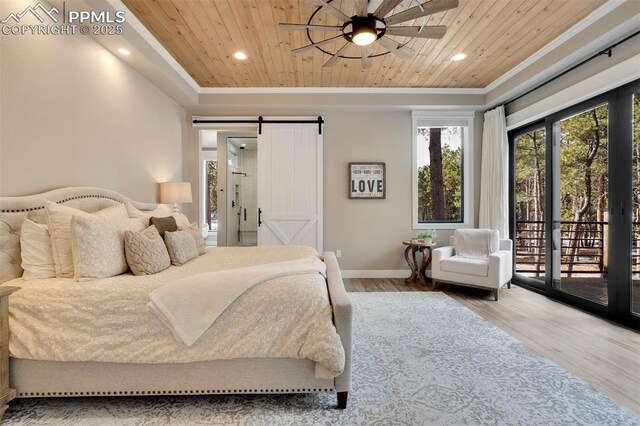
198 87 486 95
106 0 200 93
484 0 627 93
102 0 632 107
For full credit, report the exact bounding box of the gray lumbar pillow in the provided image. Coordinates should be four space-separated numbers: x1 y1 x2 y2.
164 229 199 266
124 225 171 276
149 216 178 237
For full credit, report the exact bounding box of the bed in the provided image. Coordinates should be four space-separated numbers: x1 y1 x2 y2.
0 187 352 418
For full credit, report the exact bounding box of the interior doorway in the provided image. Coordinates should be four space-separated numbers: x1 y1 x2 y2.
226 137 258 246
199 128 259 247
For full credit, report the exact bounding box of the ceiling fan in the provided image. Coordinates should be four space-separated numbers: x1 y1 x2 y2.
279 0 459 68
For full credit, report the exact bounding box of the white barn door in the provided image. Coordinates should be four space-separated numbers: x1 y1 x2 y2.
257 122 323 251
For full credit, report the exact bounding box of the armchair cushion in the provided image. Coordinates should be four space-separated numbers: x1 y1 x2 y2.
440 256 489 277
453 229 499 259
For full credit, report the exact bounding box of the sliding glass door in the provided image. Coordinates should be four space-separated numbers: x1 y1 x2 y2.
551 102 610 306
512 125 546 289
632 91 640 315
510 80 639 329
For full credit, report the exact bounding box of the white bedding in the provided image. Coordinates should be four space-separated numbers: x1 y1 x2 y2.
4 246 345 379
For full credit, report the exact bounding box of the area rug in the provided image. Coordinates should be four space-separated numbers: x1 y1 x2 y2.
5 293 639 425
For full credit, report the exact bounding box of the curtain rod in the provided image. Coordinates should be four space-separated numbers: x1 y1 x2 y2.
505 30 640 106
192 116 324 135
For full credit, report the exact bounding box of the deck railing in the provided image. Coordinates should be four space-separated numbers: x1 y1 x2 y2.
515 220 640 277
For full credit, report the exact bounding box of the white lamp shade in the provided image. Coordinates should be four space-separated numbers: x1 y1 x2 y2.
160 182 192 204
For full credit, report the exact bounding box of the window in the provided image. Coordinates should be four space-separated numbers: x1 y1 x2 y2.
412 112 474 229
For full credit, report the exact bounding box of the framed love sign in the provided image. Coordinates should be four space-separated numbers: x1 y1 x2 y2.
349 162 386 199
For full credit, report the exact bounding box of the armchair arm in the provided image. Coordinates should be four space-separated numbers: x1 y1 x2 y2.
488 250 513 286
432 246 455 276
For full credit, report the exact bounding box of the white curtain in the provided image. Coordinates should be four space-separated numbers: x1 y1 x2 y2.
478 106 509 238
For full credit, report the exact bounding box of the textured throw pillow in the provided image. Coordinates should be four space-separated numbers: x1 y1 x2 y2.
70 215 145 279
150 216 178 238
172 213 190 229
179 222 206 256
20 219 56 280
124 226 171 276
46 201 129 277
164 230 199 266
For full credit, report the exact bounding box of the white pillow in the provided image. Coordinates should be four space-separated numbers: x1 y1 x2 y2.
70 215 145 279
126 203 172 220
125 202 188 228
45 201 130 277
20 219 56 280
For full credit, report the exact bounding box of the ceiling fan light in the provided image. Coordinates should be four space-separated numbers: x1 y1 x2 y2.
352 29 377 46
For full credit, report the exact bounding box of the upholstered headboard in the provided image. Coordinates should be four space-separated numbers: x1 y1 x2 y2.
0 187 161 284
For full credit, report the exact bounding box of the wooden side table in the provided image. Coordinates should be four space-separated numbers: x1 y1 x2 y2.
402 241 436 284
0 286 19 421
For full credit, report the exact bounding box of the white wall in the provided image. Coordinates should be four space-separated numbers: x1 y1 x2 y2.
185 107 483 271
0 0 187 203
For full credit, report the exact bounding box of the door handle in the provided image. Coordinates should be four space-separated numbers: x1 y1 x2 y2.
244 208 247 221
232 200 235 208
258 208 262 227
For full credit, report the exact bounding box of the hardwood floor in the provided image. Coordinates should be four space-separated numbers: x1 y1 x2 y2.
344 278 640 415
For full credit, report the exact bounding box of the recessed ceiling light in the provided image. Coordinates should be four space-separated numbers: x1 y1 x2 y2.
451 53 467 61
233 51 248 60
117 48 130 56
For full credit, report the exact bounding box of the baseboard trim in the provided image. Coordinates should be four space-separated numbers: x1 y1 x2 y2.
341 270 410 279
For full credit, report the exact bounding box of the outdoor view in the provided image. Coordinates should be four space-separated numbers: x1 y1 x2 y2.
417 126 463 223
514 128 546 281
515 104 611 304
206 160 218 232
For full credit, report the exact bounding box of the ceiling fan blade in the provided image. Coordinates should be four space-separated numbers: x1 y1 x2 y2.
304 0 350 21
373 0 403 18
292 34 344 53
279 23 343 31
385 25 447 39
361 45 373 69
377 36 415 60
385 0 459 26
355 0 369 16
323 43 350 67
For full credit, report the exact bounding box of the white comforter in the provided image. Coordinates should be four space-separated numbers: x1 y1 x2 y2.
5 246 345 379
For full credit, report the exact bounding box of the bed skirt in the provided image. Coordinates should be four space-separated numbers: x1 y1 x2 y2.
11 358 335 397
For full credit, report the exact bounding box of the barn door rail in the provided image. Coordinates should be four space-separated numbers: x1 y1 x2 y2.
192 116 324 135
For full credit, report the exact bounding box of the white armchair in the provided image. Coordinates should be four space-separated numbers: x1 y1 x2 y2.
432 229 513 301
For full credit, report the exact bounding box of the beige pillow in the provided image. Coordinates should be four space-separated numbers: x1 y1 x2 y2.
70 215 145 279
125 203 188 228
179 222 206 256
164 230 199 266
95 203 128 219
124 226 171 276
126 203 171 220
20 219 56 280
45 201 129 277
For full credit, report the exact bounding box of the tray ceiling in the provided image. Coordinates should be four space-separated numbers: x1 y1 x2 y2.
122 0 606 88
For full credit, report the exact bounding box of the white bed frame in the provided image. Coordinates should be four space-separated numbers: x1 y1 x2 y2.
0 187 352 415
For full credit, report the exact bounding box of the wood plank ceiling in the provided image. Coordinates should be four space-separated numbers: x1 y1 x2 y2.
122 0 606 88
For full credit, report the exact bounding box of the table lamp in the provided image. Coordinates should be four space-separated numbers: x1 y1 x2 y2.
159 182 192 213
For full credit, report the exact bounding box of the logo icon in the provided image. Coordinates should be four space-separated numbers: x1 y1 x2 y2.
1 2 59 24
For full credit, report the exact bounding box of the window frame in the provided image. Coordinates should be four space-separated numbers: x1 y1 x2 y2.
411 111 475 230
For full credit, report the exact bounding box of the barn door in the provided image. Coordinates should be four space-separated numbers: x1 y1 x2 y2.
257 122 323 251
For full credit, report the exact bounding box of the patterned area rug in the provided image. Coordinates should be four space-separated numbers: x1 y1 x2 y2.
5 292 640 425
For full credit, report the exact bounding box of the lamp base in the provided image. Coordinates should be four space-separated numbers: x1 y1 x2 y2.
172 203 180 214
